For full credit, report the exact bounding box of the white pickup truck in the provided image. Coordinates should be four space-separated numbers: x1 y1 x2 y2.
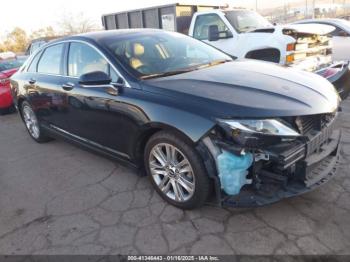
102 3 350 97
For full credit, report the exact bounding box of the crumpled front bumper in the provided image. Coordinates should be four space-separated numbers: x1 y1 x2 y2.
220 129 341 208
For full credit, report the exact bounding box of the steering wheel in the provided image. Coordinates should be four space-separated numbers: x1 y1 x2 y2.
164 56 190 71
136 65 153 75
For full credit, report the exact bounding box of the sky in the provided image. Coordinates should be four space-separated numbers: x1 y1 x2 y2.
0 0 303 37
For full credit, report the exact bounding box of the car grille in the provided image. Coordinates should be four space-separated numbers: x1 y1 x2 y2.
296 115 320 135
295 113 337 156
295 113 336 135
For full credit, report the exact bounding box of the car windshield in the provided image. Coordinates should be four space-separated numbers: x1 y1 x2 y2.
103 31 232 79
225 10 272 33
0 59 24 72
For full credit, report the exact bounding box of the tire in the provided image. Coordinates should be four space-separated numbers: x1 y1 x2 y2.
0 105 15 115
20 101 52 143
144 131 211 209
0 108 7 115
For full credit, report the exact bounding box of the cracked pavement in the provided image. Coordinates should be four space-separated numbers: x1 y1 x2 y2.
0 99 349 255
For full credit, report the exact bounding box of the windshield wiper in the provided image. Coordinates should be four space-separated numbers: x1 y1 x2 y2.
196 59 231 69
240 26 257 32
140 59 231 80
140 68 195 80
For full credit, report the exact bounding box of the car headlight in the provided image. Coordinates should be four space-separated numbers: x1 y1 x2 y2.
220 119 300 137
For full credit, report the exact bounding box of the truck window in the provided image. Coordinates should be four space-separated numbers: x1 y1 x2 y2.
224 10 271 33
193 14 229 40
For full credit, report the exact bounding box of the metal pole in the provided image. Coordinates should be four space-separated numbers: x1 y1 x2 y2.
305 0 308 18
284 0 287 22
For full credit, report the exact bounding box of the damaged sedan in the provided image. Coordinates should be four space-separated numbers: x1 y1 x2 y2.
10 30 342 209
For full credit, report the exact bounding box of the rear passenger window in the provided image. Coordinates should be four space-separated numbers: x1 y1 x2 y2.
27 52 42 73
37 44 64 75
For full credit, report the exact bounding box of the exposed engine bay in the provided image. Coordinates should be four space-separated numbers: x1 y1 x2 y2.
200 112 341 207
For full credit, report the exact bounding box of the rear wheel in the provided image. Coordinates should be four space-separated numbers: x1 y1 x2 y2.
144 131 211 209
21 101 52 143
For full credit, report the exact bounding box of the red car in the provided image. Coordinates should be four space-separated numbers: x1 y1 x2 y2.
0 54 26 114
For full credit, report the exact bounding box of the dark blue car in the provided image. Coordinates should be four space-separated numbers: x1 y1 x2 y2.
10 29 342 209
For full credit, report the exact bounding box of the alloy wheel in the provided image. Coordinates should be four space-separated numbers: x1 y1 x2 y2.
149 143 195 202
23 105 40 139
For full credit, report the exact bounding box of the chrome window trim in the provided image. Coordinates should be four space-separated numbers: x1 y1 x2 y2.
25 39 131 88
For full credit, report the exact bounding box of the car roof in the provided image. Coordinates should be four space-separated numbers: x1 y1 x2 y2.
50 29 169 44
296 18 344 25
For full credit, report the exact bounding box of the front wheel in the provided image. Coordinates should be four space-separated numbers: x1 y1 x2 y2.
21 101 52 143
144 131 211 209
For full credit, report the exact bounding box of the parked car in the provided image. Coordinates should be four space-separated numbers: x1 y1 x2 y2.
338 15 350 21
102 4 350 98
11 30 341 209
294 18 350 37
293 19 350 91
0 52 26 114
25 36 63 56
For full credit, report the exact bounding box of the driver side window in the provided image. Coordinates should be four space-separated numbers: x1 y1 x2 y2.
193 14 229 40
67 42 119 82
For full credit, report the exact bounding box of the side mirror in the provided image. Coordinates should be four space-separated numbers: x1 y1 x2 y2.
208 25 220 41
79 71 111 86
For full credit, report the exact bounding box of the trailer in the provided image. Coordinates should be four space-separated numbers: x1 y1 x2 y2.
102 3 220 34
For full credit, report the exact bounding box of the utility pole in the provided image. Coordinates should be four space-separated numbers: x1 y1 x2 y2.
284 0 287 22
305 0 308 18
312 0 316 19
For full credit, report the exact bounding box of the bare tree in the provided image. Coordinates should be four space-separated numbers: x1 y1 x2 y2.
58 12 101 35
29 26 56 40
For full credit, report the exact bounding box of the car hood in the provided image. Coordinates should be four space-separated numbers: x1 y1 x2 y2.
143 60 340 118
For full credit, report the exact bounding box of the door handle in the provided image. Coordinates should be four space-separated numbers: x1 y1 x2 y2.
62 83 74 91
28 78 36 85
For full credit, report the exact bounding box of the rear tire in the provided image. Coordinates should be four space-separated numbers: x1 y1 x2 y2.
20 101 52 143
144 131 211 209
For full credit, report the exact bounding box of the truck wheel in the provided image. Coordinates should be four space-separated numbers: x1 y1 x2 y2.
144 131 211 209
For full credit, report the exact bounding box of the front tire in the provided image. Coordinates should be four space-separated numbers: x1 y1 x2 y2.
21 101 52 143
144 131 211 209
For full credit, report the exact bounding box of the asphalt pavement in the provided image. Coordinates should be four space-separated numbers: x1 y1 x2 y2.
0 99 349 255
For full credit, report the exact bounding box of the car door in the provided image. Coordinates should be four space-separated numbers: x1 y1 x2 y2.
58 41 138 159
192 13 237 56
24 43 69 130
